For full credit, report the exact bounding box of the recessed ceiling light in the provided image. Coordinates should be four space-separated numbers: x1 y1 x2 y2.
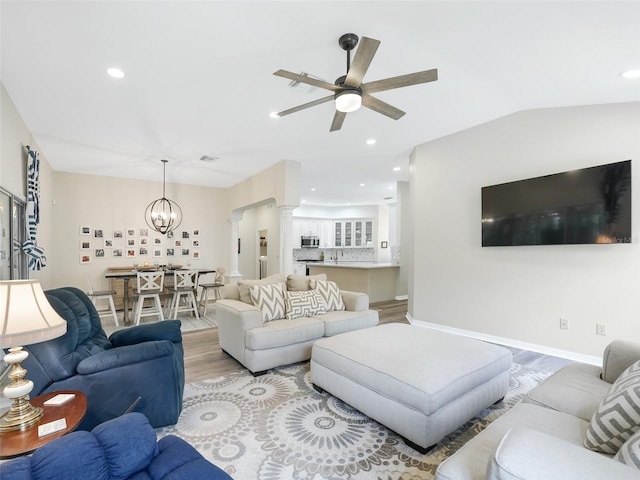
393 167 401 171
388 186 394 190
107 67 125 79
621 69 640 79
269 111 280 118
359 183 365 187
366 138 376 145
310 187 316 191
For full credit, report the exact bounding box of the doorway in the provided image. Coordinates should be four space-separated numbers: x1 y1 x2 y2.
258 229 268 279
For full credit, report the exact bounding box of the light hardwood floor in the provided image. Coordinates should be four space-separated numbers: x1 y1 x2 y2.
182 299 409 383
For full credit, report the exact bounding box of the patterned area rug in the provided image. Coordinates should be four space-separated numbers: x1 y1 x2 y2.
156 360 556 479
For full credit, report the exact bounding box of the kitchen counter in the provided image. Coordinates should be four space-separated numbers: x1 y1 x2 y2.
308 263 399 303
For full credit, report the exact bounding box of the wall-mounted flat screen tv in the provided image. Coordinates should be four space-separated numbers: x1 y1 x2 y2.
482 160 631 246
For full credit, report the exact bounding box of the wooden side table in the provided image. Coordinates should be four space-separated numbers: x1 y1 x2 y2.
0 391 87 459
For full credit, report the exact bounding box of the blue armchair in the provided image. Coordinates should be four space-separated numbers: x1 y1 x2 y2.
21 287 185 430
0 412 232 480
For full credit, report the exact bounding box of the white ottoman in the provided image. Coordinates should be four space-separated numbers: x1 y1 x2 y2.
310 323 513 453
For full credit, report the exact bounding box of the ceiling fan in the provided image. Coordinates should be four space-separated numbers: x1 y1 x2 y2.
273 33 438 132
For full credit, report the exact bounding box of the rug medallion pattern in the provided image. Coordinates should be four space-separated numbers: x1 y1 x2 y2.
156 362 553 479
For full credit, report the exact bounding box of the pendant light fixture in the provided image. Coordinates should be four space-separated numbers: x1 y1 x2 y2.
144 159 183 235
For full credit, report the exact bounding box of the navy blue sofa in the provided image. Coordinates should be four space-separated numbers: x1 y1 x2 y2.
21 287 185 430
0 412 232 480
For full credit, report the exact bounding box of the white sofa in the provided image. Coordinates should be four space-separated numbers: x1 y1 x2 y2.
215 273 379 375
436 340 640 480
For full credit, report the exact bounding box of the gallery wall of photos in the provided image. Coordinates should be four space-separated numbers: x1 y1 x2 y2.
78 226 202 265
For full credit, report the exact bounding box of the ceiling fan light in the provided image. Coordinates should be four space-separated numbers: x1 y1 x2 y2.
335 90 362 113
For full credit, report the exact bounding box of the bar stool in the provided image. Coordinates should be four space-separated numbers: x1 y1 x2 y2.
86 274 119 326
132 270 165 325
198 267 225 316
168 270 200 319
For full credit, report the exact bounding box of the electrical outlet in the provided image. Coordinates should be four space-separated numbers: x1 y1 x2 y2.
596 323 607 336
559 318 569 330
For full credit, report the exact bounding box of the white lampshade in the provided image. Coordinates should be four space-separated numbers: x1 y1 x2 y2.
0 280 67 349
335 90 362 113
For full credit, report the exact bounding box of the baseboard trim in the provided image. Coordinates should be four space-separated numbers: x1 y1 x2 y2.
406 314 602 366
395 295 408 301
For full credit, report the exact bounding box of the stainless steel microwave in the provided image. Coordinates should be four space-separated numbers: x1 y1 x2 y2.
301 236 319 248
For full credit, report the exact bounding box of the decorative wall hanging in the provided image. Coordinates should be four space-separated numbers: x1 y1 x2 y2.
22 146 46 270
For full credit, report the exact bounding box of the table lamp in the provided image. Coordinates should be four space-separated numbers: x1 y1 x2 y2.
0 280 67 432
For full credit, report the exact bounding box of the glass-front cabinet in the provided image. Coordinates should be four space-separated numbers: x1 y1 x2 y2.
333 219 373 248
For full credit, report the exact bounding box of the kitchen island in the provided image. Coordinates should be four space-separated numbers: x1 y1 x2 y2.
307 262 400 303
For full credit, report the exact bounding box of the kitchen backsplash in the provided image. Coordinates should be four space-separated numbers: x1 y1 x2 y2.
293 248 375 262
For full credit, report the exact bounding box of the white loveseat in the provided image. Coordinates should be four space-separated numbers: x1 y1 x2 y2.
215 273 379 375
436 340 640 480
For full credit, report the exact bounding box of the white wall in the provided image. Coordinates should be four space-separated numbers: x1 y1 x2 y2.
52 172 229 292
410 102 640 358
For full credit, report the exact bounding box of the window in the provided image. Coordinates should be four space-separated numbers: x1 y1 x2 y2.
0 188 28 280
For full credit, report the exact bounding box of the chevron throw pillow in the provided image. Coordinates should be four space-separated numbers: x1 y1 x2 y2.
249 282 286 322
310 280 345 312
584 360 640 454
284 290 326 320
615 429 640 470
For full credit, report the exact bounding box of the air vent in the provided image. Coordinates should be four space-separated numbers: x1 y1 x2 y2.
199 155 220 162
289 72 324 93
384 197 394 201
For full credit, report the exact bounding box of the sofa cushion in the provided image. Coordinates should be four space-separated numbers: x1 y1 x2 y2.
249 283 286 322
284 290 326 320
310 279 345 312
238 273 286 304
615 429 640 470
245 317 324 350
286 273 327 291
523 362 610 421
585 360 640 454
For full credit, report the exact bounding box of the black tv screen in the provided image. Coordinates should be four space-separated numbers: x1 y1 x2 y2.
482 160 632 246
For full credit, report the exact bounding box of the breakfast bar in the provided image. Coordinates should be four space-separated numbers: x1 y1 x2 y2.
307 262 400 303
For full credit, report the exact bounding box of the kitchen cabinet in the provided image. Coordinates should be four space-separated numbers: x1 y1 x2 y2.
334 219 374 248
319 220 333 248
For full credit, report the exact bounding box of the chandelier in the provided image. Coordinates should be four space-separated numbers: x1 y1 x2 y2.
144 159 183 235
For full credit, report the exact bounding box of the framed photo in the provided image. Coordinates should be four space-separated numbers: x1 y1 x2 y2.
103 238 113 248
381 241 388 248
181 248 190 256
126 228 136 238
192 240 199 247
113 248 123 257
127 238 136 247
167 231 174 239
140 238 148 246
166 248 174 257
80 226 91 236
95 249 105 258
175 240 182 247
80 240 91 250
154 237 162 245
191 250 200 260
192 229 200 237
182 231 190 239
127 249 136 257
94 229 104 238
139 247 148 256
113 230 123 239
153 249 162 258
80 254 91 264
139 228 148 237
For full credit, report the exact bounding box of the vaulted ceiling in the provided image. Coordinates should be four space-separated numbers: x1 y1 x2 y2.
2 1 639 206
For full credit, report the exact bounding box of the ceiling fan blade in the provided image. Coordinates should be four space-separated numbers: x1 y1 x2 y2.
330 111 347 132
362 69 438 94
361 95 405 120
274 70 340 91
344 37 381 87
275 95 334 117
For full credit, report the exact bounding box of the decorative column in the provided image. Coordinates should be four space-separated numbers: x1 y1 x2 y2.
226 214 244 284
280 206 295 275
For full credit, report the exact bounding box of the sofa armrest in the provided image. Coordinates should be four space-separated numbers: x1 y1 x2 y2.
76 341 175 375
487 428 639 480
341 290 369 311
109 320 182 347
216 299 264 331
601 340 640 383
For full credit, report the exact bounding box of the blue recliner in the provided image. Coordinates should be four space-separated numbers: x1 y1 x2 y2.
0 412 232 480
21 287 185 430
